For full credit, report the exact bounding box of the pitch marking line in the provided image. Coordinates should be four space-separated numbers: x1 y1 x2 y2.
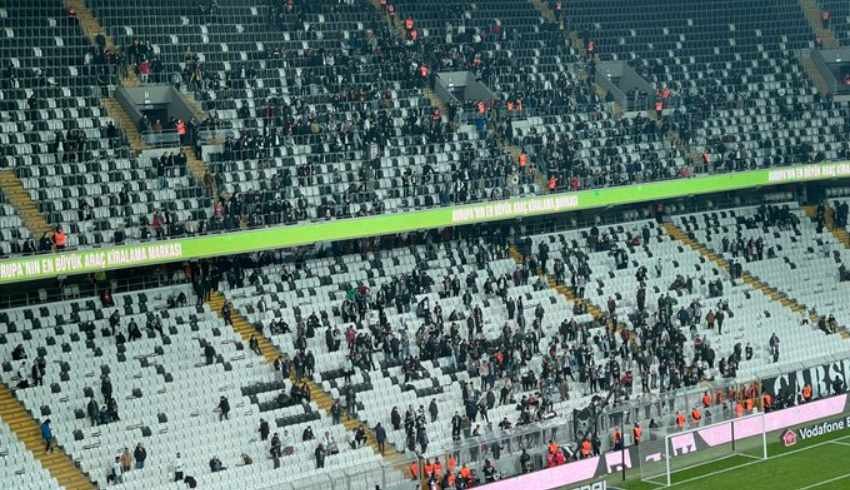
660 434 850 488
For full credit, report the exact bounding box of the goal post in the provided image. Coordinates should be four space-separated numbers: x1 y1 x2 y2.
639 412 768 487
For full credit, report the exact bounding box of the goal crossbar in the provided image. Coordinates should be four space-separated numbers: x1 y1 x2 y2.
660 412 767 487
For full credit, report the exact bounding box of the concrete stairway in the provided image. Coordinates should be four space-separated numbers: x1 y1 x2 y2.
803 205 850 249
0 170 53 239
504 143 548 193
422 88 448 119
103 98 145 154
799 0 840 48
662 222 849 338
0 385 95 489
179 92 207 124
206 292 411 477
800 50 833 96
367 0 407 40
530 0 559 24
509 245 612 327
65 0 139 88
181 146 214 197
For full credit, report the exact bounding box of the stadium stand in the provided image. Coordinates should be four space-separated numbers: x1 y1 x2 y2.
0 190 33 257
0 2 209 252
0 416 63 490
1 0 850 258
6 199 846 487
204 202 850 480
558 0 850 182
84 0 537 226
1 277 406 489
820 1 850 44
673 201 850 331
3 0 850 489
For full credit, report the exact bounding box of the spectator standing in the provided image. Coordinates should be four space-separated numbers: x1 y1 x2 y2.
41 418 54 453
119 448 132 473
107 456 122 485
217 396 230 421
769 333 780 363
259 418 270 441
138 59 151 83
172 452 184 481
52 226 67 250
375 422 387 454
134 443 147 469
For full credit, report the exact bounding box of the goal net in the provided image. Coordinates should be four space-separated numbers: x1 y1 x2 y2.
639 412 767 486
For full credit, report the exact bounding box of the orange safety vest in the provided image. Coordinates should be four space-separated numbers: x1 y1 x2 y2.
580 440 592 456
459 467 471 480
676 414 685 429
447 456 457 473
548 176 557 191
405 17 414 30
803 385 812 400
702 393 711 407
691 409 702 423
633 426 642 442
424 463 434 477
613 431 622 444
409 462 419 479
518 152 528 168
548 442 559 454
54 231 67 247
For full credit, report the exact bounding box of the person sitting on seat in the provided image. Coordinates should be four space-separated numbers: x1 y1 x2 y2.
209 456 225 472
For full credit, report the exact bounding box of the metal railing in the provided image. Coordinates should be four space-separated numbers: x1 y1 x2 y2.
141 129 181 147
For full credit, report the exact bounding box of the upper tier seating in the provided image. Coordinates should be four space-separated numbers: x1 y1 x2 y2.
820 1 850 44
0 3 207 251
0 191 32 256
564 0 850 173
87 0 535 224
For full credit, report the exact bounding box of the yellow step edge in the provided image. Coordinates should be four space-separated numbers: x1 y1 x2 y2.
0 384 95 488
205 292 409 475
664 221 846 332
